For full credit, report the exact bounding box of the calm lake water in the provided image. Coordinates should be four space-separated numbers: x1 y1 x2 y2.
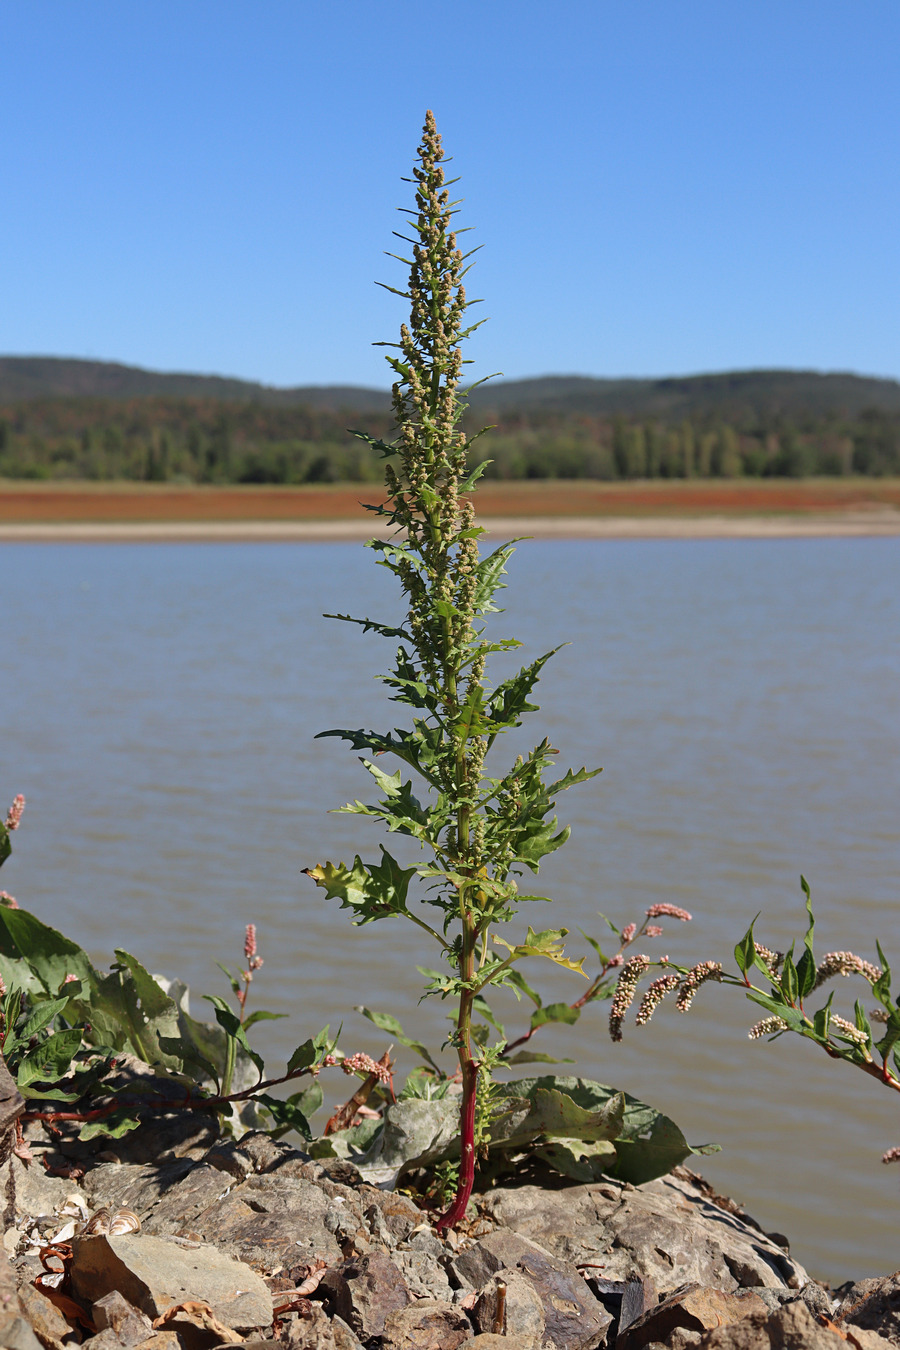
3 537 899 1282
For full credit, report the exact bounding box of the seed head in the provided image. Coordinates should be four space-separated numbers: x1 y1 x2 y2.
748 1016 788 1039
814 952 882 989
635 974 681 1026
5 795 24 832
609 955 650 1042
646 903 691 922
753 943 783 978
342 1052 392 1085
829 1015 871 1049
675 960 722 1012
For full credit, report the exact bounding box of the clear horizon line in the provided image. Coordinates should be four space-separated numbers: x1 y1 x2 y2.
1 353 899 391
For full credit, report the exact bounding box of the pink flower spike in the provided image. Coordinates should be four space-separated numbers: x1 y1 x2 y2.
621 923 637 943
646 925 663 937
5 795 25 832
882 1146 900 1165
607 953 624 968
63 973 78 984
646 903 692 922
243 923 263 972
0 892 18 909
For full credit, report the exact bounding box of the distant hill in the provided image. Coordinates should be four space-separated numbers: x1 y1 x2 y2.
469 370 900 420
0 357 392 412
2 357 899 420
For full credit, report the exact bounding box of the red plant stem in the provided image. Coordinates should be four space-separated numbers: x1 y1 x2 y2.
437 885 479 1234
436 1049 477 1234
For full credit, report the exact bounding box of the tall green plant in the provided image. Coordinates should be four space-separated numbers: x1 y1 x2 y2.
305 112 600 1230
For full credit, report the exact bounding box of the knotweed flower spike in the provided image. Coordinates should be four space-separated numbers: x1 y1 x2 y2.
243 923 263 975
748 1016 789 1039
753 943 783 978
621 923 637 943
0 892 18 909
609 955 651 1042
828 1016 871 1050
646 903 692 921
675 960 723 1012
341 1052 392 1084
5 795 24 831
813 951 882 989
882 1147 900 1165
635 974 681 1027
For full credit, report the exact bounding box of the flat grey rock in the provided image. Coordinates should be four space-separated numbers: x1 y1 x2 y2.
479 1172 808 1292
69 1232 272 1330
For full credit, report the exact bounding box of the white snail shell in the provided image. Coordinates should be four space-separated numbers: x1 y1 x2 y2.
80 1206 141 1237
108 1208 141 1236
81 1208 111 1236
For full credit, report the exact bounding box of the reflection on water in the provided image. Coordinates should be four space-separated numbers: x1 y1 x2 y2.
3 537 899 1281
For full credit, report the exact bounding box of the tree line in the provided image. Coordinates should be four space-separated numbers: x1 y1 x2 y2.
0 395 898 483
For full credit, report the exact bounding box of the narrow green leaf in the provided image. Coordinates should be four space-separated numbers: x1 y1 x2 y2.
19 997 70 1043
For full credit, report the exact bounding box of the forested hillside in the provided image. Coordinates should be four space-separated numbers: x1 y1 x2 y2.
1 358 898 481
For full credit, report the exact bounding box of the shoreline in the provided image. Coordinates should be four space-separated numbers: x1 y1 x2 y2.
2 510 900 541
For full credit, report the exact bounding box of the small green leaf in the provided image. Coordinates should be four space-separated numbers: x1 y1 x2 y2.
780 948 799 1005
529 1002 580 1031
872 941 892 1010
79 1112 142 1141
17 1028 84 1091
504 1050 574 1065
734 919 758 977
254 1093 313 1141
19 997 70 1043
242 1010 288 1031
493 927 587 976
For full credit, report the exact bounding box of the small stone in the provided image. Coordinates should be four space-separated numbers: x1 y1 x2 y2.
0 1315 43 1350
282 1306 364 1350
381 1297 472 1350
472 1271 544 1349
319 1251 411 1341
453 1229 609 1350
130 1334 181 1350
16 1284 80 1350
838 1272 900 1343
92 1290 153 1346
617 1283 769 1350
697 1299 870 1350
86 1330 126 1350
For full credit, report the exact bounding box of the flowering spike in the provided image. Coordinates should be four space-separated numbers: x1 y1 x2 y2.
5 795 24 832
748 1016 788 1039
635 974 680 1027
646 903 691 922
675 960 723 1012
813 952 882 989
609 955 650 1042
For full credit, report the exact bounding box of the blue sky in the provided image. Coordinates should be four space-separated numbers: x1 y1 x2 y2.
1 2 897 388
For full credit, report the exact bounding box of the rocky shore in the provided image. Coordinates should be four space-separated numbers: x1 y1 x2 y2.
3 1102 898 1350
